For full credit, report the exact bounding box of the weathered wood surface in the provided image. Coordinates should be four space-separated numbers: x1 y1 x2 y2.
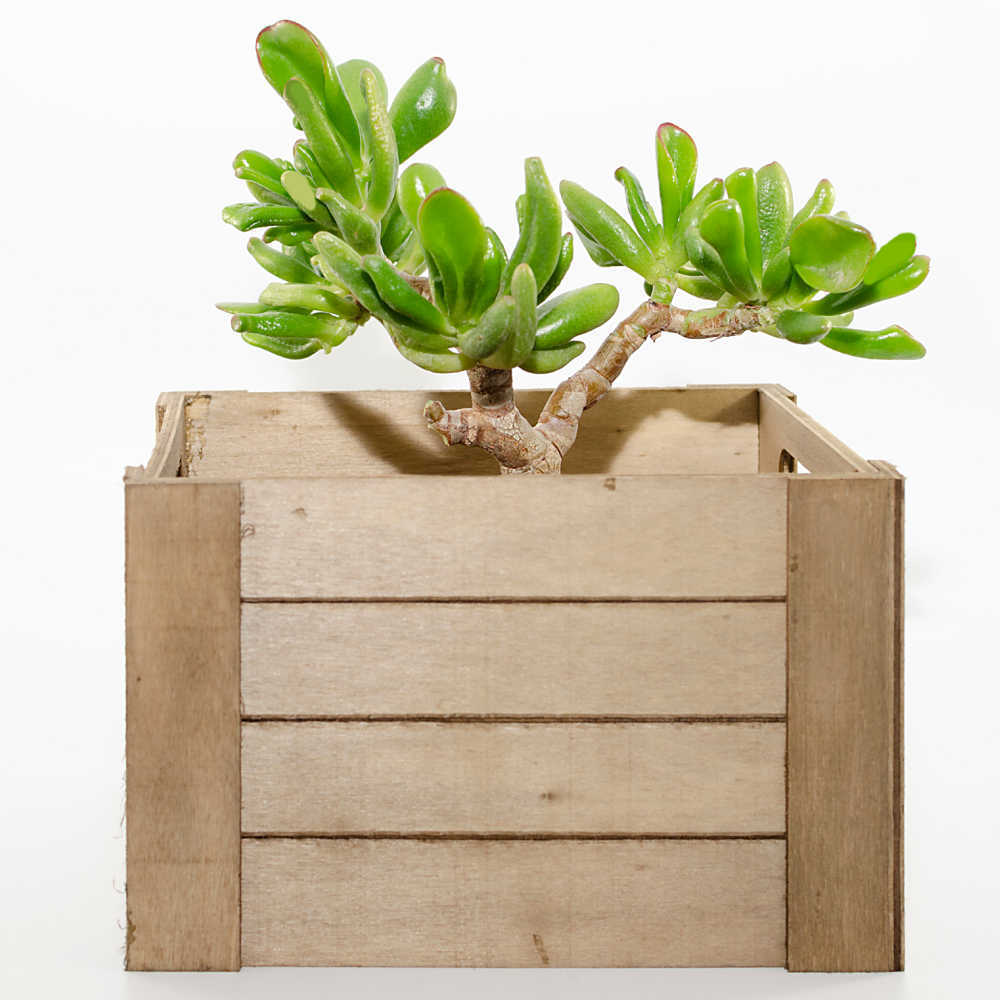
758 387 876 474
241 601 787 718
183 387 759 478
125 482 241 970
786 474 903 971
241 475 788 599
241 721 785 835
241 838 786 967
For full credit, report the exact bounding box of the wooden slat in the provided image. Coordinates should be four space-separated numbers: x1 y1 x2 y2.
183 387 759 478
125 482 242 970
242 722 785 835
242 601 787 717
241 475 787 599
242 838 786 966
787 475 903 971
758 387 876 474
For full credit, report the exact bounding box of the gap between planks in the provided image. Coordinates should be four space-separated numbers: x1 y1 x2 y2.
241 714 786 723
241 832 788 841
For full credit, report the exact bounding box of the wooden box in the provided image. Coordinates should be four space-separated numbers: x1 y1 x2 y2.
124 385 903 973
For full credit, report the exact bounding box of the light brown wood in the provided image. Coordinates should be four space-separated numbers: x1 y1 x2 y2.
241 475 788 599
758 387 876 474
125 482 242 970
133 391 186 480
241 837 786 966
241 721 785 835
786 475 903 971
241 601 787 717
183 387 759 478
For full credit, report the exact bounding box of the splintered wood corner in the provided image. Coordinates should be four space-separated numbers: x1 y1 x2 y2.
124 386 903 972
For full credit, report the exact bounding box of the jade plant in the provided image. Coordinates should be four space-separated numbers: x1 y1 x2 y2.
220 21 929 475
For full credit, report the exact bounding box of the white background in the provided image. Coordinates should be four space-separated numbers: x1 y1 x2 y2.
2 1 998 996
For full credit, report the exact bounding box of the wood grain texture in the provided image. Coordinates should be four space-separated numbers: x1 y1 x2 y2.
241 601 787 717
125 482 242 970
241 475 787 599
183 387 758 478
758 387 876 474
241 721 785 835
241 837 786 966
786 475 903 971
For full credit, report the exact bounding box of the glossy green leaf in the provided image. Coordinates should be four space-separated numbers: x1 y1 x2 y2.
537 233 574 302
677 177 725 238
774 309 833 344
386 319 456 352
503 158 562 292
820 324 926 360
312 232 384 314
338 58 387 130
379 197 411 258
258 282 361 318
507 263 539 367
279 170 335 227
362 255 452 334
864 233 917 285
233 149 286 181
656 123 697 236
417 188 487 323
760 246 793 300
560 181 657 279
615 166 664 251
389 57 458 162
292 140 332 190
216 301 294 315
392 338 471 372
520 340 586 374
256 21 360 160
534 283 619 349
468 227 508 319
262 225 320 246
398 163 446 229
790 215 875 292
675 273 725 300
724 168 762 284
790 178 835 233
283 77 361 205
458 297 515 359
756 162 794 270
247 237 322 284
230 308 353 345
240 330 325 359
316 187 379 254
807 255 930 314
684 231 741 299
360 68 398 219
699 199 759 301
223 203 306 232
574 226 620 267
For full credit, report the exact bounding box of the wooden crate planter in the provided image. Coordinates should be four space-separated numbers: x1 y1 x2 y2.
124 385 903 972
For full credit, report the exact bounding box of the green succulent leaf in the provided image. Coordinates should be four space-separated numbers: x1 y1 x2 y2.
279 170 336 227
398 162 446 229
312 232 384 314
223 203 307 232
392 338 471 372
807 254 930 314
789 215 875 292
699 199 759 301
458 297 516 360
774 309 833 344
230 308 354 346
262 225 320 246
760 246 793 301
256 21 361 161
233 149 286 181
239 330 325 359
790 179 835 233
755 162 794 271
417 187 487 323
537 233 574 302
560 180 657 279
360 68 398 219
283 77 361 205
258 282 361 318
684 230 742 300
292 140 332 190
820 324 926 360
389 57 458 163
520 340 587 374
615 166 664 251
503 158 562 293
724 168 762 285
656 123 697 236
362 255 452 334
316 187 379 254
676 273 726 300
534 283 619 349
864 232 917 285
247 237 322 284
468 227 508 319
338 58 387 133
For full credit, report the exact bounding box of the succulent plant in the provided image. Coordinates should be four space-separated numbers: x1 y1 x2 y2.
217 24 928 475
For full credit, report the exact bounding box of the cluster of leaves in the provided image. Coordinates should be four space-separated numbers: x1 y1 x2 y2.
561 124 929 359
218 21 618 371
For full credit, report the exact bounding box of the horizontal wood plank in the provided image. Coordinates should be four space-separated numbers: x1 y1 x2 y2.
241 837 786 966
185 387 759 478
242 601 787 717
242 722 785 835
241 475 787 599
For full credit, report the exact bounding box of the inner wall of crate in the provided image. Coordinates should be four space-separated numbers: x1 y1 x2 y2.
178 387 766 478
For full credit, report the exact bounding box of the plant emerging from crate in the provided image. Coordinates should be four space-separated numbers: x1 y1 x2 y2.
220 20 928 474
